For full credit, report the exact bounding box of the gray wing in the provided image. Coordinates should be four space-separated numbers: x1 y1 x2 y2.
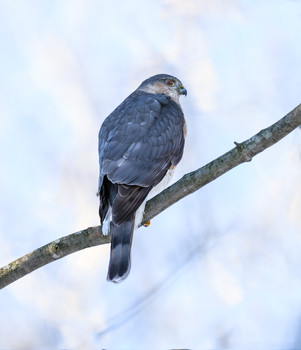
98 92 185 224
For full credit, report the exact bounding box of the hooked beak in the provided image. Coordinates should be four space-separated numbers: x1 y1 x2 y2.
179 86 187 96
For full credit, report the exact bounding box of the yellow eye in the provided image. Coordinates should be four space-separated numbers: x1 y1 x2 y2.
165 79 174 86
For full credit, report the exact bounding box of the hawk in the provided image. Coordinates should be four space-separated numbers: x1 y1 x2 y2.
98 74 187 283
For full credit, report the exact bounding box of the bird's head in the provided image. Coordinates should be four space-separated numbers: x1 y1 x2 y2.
138 74 187 102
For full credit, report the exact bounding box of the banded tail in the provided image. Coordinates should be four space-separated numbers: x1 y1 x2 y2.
107 215 135 283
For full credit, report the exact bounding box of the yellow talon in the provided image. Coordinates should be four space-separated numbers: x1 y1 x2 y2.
143 220 151 227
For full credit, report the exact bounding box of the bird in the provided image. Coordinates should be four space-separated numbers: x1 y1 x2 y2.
98 73 187 283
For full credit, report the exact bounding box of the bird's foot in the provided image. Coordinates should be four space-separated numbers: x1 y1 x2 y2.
142 220 151 227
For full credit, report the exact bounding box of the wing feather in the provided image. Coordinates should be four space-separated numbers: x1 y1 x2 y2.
98 91 185 224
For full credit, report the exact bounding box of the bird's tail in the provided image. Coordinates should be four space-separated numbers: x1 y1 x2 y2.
107 215 135 283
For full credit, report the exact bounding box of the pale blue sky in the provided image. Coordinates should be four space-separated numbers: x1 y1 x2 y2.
0 0 301 348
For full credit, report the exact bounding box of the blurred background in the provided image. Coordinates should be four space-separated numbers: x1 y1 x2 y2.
0 0 301 348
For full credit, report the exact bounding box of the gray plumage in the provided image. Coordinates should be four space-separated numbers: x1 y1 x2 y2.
98 74 187 283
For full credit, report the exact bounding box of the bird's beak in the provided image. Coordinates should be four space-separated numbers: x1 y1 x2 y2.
179 86 187 96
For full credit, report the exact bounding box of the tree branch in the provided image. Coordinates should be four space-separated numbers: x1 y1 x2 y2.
1 103 300 290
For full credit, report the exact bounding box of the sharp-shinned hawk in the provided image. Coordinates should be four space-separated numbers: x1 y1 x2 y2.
98 74 187 283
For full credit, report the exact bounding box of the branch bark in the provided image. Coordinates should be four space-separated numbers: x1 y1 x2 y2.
1 103 300 290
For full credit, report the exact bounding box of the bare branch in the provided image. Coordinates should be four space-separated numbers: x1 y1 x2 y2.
143 103 301 221
0 103 300 290
0 226 110 290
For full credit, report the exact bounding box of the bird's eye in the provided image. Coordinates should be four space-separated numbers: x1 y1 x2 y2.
165 79 174 86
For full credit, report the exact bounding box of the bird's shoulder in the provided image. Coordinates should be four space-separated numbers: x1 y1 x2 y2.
108 92 170 121
99 92 178 141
